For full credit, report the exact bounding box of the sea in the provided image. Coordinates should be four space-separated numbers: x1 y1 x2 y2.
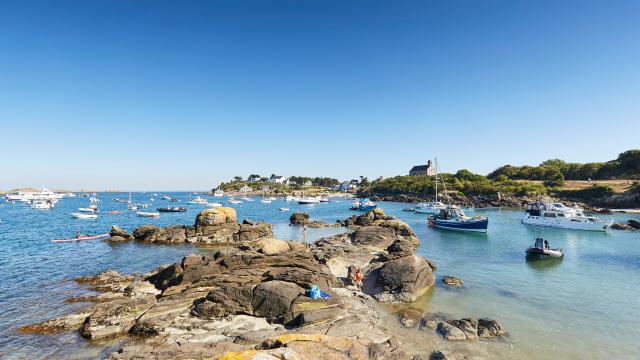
0 192 638 359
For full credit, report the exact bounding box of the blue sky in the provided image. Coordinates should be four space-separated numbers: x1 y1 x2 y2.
1 1 638 190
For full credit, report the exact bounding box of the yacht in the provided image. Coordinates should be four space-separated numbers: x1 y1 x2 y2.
31 200 55 210
187 196 208 204
5 188 64 202
428 206 488 233
213 189 224 197
522 202 612 231
298 197 320 205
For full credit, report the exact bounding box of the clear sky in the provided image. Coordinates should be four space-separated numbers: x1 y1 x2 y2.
1 1 638 191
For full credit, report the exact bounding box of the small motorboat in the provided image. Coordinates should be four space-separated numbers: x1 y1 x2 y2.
157 207 187 212
402 208 415 212
241 197 254 202
354 199 377 211
298 197 320 205
261 199 272 204
428 207 488 233
137 211 160 218
206 202 223 207
228 198 242 204
319 197 330 203
78 206 98 213
279 207 290 211
71 212 98 219
187 196 208 204
526 238 564 259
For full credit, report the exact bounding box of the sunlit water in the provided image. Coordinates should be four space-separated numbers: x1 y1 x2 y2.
0 193 638 359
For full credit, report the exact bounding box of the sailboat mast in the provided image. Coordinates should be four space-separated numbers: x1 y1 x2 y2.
434 157 438 203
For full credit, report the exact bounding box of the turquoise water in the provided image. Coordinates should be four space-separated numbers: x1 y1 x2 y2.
0 193 638 359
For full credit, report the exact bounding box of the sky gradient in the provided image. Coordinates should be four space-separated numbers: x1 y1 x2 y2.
1 1 639 190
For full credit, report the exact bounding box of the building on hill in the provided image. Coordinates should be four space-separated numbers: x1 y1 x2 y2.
269 175 287 184
239 185 252 193
409 160 436 176
248 175 261 183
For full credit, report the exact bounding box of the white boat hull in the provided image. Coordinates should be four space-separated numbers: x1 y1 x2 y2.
522 216 612 232
71 213 98 219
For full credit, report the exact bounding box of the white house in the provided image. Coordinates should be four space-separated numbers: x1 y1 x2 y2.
248 175 261 183
269 175 287 184
303 180 312 187
239 185 252 193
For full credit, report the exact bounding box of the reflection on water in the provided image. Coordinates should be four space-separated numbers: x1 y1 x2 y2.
525 256 563 271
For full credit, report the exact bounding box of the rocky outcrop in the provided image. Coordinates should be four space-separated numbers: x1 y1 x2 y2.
289 212 340 228
628 219 640 229
368 255 435 303
108 225 134 242
442 276 464 288
437 318 506 341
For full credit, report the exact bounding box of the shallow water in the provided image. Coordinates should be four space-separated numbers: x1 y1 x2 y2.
0 193 638 359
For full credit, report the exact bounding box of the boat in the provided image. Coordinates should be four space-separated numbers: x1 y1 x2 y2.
71 212 98 219
414 202 447 214
51 233 110 243
228 198 242 204
285 195 300 202
107 210 121 215
137 211 160 218
358 199 378 211
187 196 208 204
319 197 330 203
5 187 64 202
206 202 223 207
127 192 138 211
30 200 55 209
526 238 564 259
522 202 613 232
428 207 488 233
241 197 254 202
261 199 272 204
157 207 187 212
78 207 98 213
298 197 320 205
213 189 224 197
65 192 76 197
279 207 290 211
161 195 172 200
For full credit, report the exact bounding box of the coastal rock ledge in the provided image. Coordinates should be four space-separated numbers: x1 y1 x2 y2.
22 210 506 359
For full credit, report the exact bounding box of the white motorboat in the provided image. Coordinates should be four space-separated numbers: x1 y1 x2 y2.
319 197 330 203
522 202 613 231
78 207 98 213
414 202 447 214
71 212 98 219
187 196 208 204
5 188 64 202
213 189 224 197
241 197 254 202
137 211 160 218
279 207 290 211
228 198 242 204
285 195 300 202
261 199 272 204
65 192 76 197
269 196 277 201
31 200 55 209
206 202 223 207
298 197 320 205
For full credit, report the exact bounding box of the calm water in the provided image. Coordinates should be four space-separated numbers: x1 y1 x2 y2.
0 193 638 359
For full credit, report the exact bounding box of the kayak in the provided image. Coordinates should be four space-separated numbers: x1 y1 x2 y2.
51 233 110 243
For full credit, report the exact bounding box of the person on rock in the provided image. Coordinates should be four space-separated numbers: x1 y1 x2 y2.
354 268 364 290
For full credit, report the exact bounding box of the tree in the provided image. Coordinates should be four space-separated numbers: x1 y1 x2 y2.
233 176 243 182
544 173 565 187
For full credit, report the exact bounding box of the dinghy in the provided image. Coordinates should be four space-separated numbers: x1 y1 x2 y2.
137 211 160 218
51 233 110 243
526 238 564 259
279 207 290 211
71 212 98 219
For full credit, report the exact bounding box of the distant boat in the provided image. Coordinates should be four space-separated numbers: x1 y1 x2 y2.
187 196 208 204
31 200 55 210
261 199 272 204
428 207 488 233
356 199 377 211
206 202 223 207
414 202 447 214
279 207 290 211
127 192 137 210
51 233 110 243
526 238 564 259
319 197 330 203
157 207 187 213
213 189 224 197
107 210 121 215
137 211 160 218
241 197 254 202
65 192 76 197
298 197 320 205
228 198 242 204
71 212 98 219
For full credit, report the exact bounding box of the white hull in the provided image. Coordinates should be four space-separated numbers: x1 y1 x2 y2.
72 213 98 219
522 217 611 232
432 224 488 233
137 212 160 217
206 202 223 207
414 208 441 214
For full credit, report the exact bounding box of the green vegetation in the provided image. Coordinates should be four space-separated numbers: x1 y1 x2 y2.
552 185 615 201
365 170 548 199
488 150 640 181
